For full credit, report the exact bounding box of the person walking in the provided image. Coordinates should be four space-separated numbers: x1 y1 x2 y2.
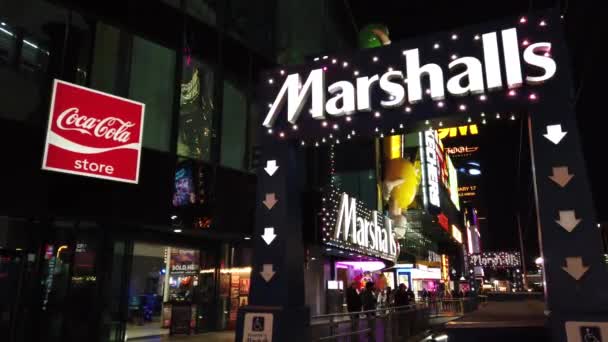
346 282 362 338
360 282 377 341
393 284 412 339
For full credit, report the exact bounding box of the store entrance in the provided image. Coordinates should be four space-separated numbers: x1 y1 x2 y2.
125 242 215 341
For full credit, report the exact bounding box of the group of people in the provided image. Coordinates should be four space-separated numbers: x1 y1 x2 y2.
346 281 416 314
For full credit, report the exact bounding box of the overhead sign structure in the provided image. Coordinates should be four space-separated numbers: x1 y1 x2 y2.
42 80 145 184
239 9 608 342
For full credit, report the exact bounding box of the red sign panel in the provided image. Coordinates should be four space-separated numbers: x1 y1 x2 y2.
437 213 449 232
42 80 145 183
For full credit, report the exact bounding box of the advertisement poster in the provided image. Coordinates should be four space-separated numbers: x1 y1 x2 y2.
219 273 230 297
42 80 145 184
230 275 240 322
173 165 195 207
239 278 250 295
170 249 199 275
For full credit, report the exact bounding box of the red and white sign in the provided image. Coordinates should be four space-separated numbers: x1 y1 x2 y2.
42 80 145 184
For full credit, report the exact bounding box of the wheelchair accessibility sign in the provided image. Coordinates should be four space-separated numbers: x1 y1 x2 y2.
566 321 608 342
243 312 273 342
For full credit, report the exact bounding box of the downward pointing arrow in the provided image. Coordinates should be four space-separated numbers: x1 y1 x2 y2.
562 257 589 280
264 160 279 176
261 227 277 245
556 210 581 232
549 166 574 187
543 124 567 145
263 193 278 210
260 264 276 282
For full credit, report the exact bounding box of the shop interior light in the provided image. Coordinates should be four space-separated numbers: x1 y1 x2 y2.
1 22 6 26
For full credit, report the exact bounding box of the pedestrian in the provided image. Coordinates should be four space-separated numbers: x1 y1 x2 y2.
360 281 377 312
346 282 362 314
421 288 429 301
346 282 362 334
394 283 410 307
406 285 415 303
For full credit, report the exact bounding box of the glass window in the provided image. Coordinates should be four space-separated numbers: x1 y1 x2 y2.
177 57 215 160
220 81 247 170
0 1 92 123
128 37 176 152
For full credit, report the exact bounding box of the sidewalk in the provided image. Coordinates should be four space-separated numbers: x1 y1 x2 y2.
131 331 235 342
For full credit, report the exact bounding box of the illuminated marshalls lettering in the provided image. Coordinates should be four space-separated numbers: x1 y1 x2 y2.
425 130 440 207
326 81 356 116
263 68 325 127
334 193 357 244
262 27 558 128
403 48 445 103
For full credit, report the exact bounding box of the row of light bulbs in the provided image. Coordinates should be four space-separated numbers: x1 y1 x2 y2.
267 16 550 85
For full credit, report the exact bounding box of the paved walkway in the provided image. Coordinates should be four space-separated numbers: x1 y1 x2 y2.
130 331 234 342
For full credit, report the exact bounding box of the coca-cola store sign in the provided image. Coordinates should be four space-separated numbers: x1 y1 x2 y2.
42 80 145 184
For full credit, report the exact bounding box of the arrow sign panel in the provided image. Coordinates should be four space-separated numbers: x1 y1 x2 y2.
264 160 279 176
562 257 589 280
261 227 277 245
263 193 278 210
260 264 276 282
543 124 567 145
556 210 582 232
549 166 574 187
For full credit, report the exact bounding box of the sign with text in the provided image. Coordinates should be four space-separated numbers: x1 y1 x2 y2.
243 313 273 342
468 251 521 269
323 192 399 262
42 80 145 184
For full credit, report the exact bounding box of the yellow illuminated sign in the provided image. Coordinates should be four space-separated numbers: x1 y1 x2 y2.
438 124 479 139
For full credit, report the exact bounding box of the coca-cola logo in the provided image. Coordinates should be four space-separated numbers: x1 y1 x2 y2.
56 107 135 143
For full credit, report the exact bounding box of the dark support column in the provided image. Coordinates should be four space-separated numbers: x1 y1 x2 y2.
236 138 310 341
529 10 608 341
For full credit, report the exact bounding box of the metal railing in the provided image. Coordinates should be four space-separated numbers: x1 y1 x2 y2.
426 298 479 317
310 303 430 342
310 298 479 341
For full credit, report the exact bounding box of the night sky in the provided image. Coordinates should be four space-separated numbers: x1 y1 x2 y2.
347 0 602 266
